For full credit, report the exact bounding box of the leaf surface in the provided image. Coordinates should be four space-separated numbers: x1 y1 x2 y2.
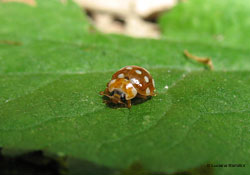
0 0 249 175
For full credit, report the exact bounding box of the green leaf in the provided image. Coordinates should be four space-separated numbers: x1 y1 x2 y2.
0 0 89 41
0 0 249 175
159 0 250 49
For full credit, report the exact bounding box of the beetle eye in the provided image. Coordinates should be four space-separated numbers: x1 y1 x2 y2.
110 91 115 96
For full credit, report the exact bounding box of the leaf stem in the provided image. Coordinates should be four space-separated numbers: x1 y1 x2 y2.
184 50 214 70
0 40 22 46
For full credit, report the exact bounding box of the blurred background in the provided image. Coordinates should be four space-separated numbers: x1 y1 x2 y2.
2 0 179 38
74 0 178 38
2 0 250 50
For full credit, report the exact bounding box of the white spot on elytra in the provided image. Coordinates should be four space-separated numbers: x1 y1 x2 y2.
144 76 149 83
146 87 150 95
126 83 133 89
126 66 133 70
135 70 142 74
152 79 155 87
109 79 116 85
118 73 124 78
130 78 142 87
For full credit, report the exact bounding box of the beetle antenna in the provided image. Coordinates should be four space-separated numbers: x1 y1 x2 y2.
100 91 112 98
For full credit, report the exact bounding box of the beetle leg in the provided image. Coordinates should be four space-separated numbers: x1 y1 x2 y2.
127 100 131 109
152 92 157 96
100 88 113 100
100 87 109 95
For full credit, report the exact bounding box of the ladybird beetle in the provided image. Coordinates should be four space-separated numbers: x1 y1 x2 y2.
100 65 156 108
